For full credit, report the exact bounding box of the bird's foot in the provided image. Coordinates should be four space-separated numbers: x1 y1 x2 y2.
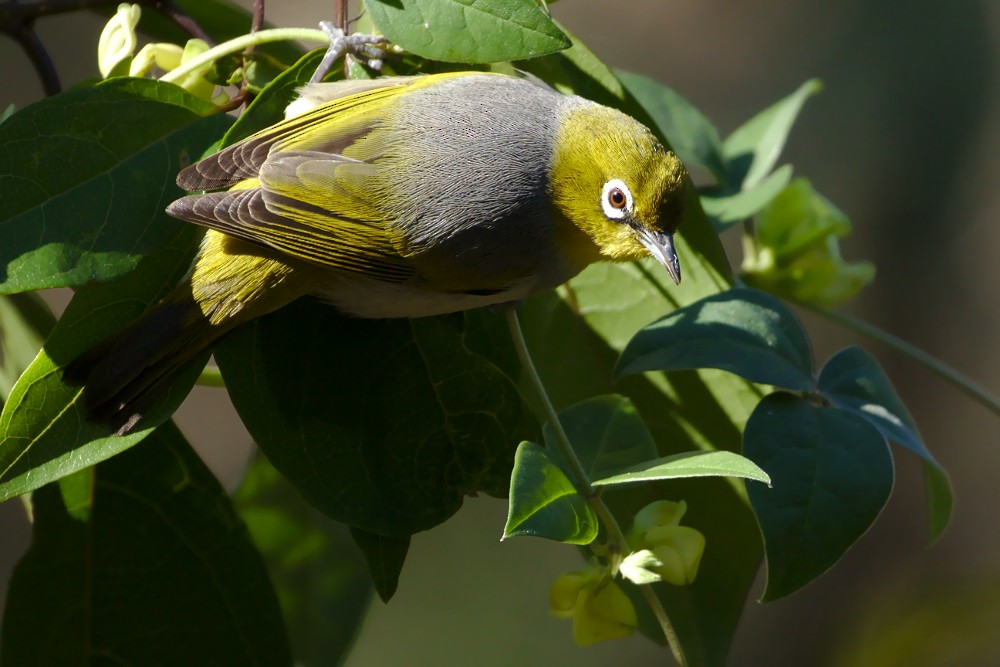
310 21 395 83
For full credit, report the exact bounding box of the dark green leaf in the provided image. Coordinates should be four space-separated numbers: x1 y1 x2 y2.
0 226 207 502
592 450 770 487
350 527 411 603
616 70 727 181
722 79 822 190
1 422 291 666
502 441 597 544
818 345 951 542
744 392 893 601
543 394 658 481
0 293 56 402
615 287 815 391
363 0 570 63
0 78 228 293
235 455 373 666
215 300 537 537
700 164 794 231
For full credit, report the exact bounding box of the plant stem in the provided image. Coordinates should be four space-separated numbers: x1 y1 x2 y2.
797 300 1000 418
160 27 329 84
504 308 687 666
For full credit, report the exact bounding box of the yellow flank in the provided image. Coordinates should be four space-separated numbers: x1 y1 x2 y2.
189 230 315 326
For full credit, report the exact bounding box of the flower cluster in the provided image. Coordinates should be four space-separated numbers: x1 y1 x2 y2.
741 178 875 306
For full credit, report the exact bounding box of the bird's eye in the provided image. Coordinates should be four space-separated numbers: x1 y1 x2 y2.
608 188 627 209
601 179 633 220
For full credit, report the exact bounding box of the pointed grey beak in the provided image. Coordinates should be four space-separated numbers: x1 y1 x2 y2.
636 229 682 285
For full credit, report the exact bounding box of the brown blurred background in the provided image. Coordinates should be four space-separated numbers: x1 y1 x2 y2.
2 1 999 665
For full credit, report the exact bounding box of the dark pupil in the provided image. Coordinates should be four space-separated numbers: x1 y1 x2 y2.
609 188 626 208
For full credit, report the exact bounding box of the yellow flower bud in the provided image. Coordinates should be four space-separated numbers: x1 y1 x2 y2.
98 3 141 78
624 500 706 586
549 566 637 646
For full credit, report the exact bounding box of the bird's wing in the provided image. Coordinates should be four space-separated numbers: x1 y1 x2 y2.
168 73 475 283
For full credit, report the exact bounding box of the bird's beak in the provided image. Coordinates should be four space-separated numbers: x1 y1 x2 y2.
636 228 682 285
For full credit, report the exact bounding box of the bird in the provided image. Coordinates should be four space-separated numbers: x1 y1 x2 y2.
65 71 687 433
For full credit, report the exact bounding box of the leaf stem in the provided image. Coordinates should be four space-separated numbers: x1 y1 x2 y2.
504 309 686 666
160 27 329 85
797 300 1000 417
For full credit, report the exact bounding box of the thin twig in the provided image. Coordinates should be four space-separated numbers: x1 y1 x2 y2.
796 299 1000 418
158 2 215 44
12 22 60 95
504 308 687 666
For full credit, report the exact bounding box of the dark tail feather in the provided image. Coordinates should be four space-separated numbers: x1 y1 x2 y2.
64 296 222 434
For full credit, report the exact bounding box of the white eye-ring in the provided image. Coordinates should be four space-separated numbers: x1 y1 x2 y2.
601 179 633 220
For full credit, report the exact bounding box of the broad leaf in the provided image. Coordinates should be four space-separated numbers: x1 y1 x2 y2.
819 345 951 542
0 78 227 293
503 441 598 545
1 422 291 665
0 293 56 401
722 79 822 191
0 226 207 502
543 394 658 481
616 287 815 391
349 527 411 603
744 392 893 601
700 164 794 231
235 456 373 665
215 301 537 537
363 0 570 63
593 450 770 487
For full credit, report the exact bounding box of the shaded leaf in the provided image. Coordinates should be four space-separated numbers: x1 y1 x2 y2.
235 455 373 666
0 293 56 402
1 422 291 666
350 527 412 603
593 450 770 487
616 287 815 391
503 441 598 545
722 79 822 190
215 301 537 537
363 0 570 63
744 392 893 601
0 78 227 293
543 394 658 481
0 226 207 502
616 70 727 181
819 345 950 542
700 164 794 231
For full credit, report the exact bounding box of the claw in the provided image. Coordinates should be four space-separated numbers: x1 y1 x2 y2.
310 21 393 83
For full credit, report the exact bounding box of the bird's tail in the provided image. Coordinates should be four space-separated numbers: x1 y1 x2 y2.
64 232 315 434
63 284 227 434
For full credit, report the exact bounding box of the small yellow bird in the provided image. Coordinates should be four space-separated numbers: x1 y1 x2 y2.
68 71 687 431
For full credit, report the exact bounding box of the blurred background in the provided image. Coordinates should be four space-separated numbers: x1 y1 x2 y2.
1 1 998 665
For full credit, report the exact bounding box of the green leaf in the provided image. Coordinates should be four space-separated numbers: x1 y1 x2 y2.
1 422 291 665
592 450 770 487
0 225 207 502
215 300 537 537
234 455 373 666
615 287 816 391
0 78 227 293
543 395 658 481
363 0 570 63
744 392 893 602
616 70 727 181
350 527 411 603
0 293 56 402
818 346 931 462
818 345 951 542
722 79 821 191
700 164 794 231
502 441 598 544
